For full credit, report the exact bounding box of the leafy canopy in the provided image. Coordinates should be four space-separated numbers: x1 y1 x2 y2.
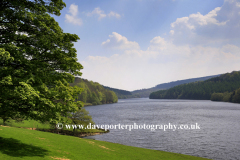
71 78 118 105
0 0 83 124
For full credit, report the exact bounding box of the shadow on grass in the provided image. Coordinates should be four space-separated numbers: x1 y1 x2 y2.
0 137 48 158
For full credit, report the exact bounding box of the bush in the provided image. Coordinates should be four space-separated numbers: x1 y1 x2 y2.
222 92 232 102
211 93 223 101
70 108 95 130
232 88 240 103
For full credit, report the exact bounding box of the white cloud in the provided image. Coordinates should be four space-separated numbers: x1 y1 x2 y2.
101 32 140 50
80 0 240 91
87 7 106 20
108 11 121 18
68 4 78 16
188 7 227 26
65 4 82 26
87 8 121 20
82 34 240 90
148 36 167 51
170 0 240 46
65 14 82 26
169 30 174 35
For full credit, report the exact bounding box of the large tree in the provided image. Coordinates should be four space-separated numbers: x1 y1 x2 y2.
0 0 83 125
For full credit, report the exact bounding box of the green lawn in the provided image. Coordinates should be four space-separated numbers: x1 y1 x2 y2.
0 119 105 133
0 125 209 160
0 119 51 129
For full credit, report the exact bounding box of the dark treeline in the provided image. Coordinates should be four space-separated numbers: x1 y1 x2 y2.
130 74 220 98
154 74 220 90
102 74 221 99
211 88 240 103
71 78 118 105
149 71 240 102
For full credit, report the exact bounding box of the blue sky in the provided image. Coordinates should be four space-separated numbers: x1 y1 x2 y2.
53 0 240 91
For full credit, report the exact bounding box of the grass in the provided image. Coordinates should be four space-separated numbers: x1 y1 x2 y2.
0 119 106 133
0 125 209 160
0 119 51 129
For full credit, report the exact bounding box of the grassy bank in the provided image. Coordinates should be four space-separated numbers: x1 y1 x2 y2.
0 119 106 136
0 125 209 160
0 119 51 130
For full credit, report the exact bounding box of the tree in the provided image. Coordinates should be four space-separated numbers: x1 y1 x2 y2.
149 71 240 100
232 88 240 103
0 0 83 125
71 108 95 130
70 78 118 105
210 93 223 101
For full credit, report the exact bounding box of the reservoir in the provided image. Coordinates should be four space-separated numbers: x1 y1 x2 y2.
85 98 240 160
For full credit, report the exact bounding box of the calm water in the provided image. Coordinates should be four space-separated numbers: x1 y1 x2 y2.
84 98 240 160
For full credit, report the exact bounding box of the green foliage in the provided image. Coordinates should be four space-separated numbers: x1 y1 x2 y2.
222 92 232 102
130 74 220 98
211 88 240 103
150 71 240 101
231 88 240 103
0 0 83 124
70 107 95 129
71 78 118 105
211 92 232 102
102 74 218 99
211 93 224 101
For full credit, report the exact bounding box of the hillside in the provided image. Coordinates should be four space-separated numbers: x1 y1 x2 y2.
131 74 221 98
103 74 221 99
211 87 240 103
149 71 240 100
71 78 118 105
103 86 134 99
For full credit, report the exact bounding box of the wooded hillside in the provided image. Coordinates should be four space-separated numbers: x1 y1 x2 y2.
71 78 118 105
149 71 240 101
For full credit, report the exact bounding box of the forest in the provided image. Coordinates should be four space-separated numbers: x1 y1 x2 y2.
211 88 240 103
71 78 118 105
101 74 221 99
132 74 220 98
149 71 240 103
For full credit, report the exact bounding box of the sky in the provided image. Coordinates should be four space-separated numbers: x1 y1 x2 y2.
53 0 240 91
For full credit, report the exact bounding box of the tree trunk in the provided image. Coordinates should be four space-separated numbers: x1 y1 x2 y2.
3 118 7 126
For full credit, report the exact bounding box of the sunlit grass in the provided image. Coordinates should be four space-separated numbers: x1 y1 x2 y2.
0 125 209 160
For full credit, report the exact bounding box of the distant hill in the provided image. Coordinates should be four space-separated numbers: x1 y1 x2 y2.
103 86 140 99
131 74 221 98
102 74 221 99
149 71 240 100
154 74 221 89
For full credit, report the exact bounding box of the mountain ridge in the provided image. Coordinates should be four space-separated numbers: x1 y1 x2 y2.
149 71 240 100
104 73 222 98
